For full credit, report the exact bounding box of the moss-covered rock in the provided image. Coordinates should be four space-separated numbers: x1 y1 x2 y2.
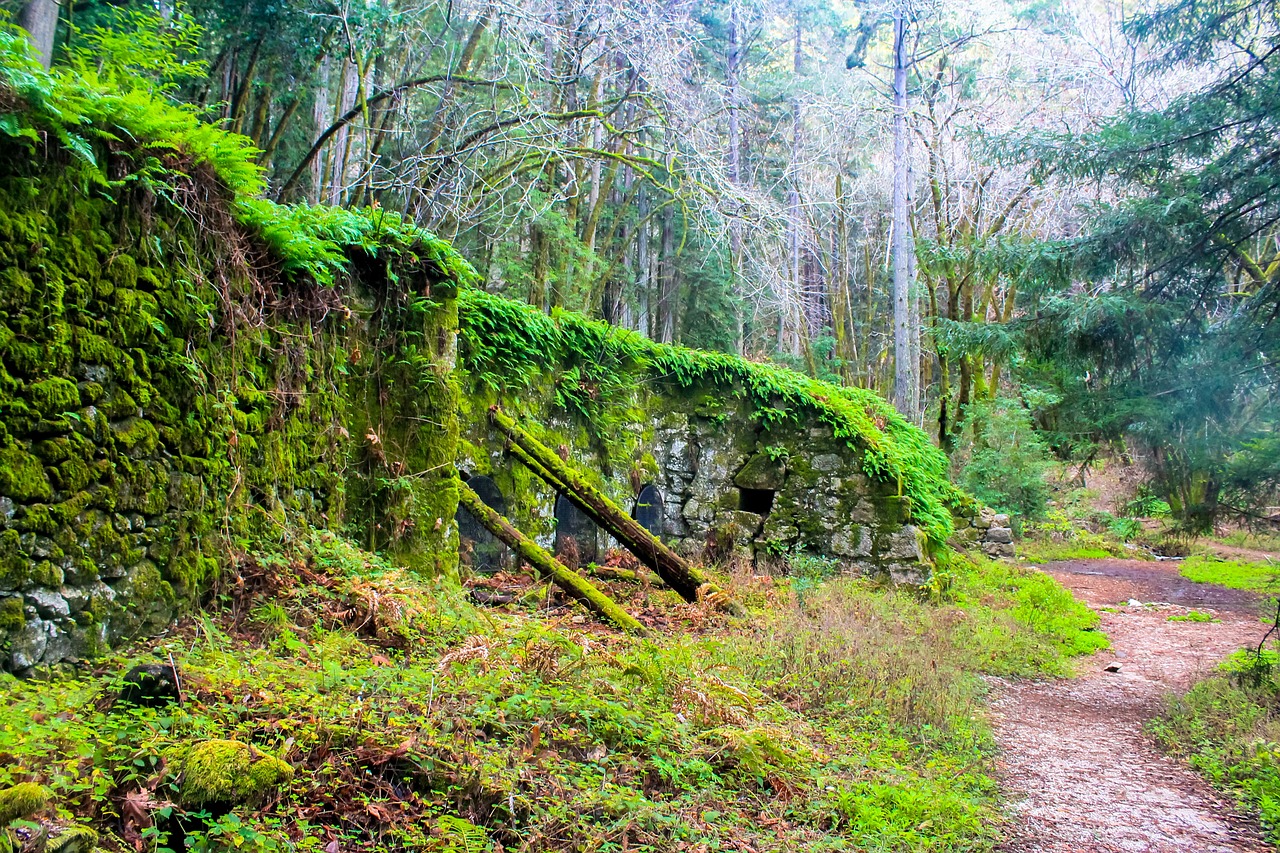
0 446 51 502
0 782 49 824
173 740 293 809
45 824 97 853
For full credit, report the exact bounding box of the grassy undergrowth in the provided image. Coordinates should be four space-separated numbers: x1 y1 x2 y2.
0 535 1102 853
1151 650 1280 844
1179 555 1280 593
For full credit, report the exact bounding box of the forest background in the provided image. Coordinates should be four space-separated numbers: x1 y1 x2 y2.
5 0 1278 533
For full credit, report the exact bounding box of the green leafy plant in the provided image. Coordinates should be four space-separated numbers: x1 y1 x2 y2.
956 398 1053 522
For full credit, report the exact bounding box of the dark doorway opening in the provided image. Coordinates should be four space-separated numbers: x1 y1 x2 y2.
738 487 775 516
632 484 664 538
554 494 599 568
456 475 508 574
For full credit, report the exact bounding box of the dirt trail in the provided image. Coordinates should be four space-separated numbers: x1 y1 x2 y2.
995 558 1272 852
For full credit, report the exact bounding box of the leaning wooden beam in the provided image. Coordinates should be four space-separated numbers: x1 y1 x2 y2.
489 405 722 605
458 481 647 635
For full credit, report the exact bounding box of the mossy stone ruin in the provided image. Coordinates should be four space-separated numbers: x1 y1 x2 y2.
0 55 967 672
455 291 960 583
0 127 464 673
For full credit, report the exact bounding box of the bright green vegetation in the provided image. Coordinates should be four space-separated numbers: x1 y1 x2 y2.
953 398 1054 522
1179 556 1280 594
0 19 473 654
1016 538 1127 564
1168 610 1219 623
1151 651 1280 844
0 533 1102 853
459 289 962 546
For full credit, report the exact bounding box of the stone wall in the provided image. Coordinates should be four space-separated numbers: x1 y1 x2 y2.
0 139 462 673
458 382 937 584
950 507 1017 559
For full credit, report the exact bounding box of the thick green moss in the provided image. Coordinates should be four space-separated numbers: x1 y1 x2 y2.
0 782 49 823
0 36 473 669
0 446 50 502
45 826 98 853
174 740 293 808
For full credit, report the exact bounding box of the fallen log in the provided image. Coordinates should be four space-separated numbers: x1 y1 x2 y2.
489 405 723 605
458 481 647 635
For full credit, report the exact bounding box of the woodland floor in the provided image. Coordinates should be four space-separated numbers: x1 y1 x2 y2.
994 558 1272 852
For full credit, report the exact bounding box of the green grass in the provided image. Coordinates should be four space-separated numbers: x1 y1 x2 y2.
1179 555 1280 593
1151 651 1280 844
1017 541 1115 562
0 536 1104 853
1168 610 1219 623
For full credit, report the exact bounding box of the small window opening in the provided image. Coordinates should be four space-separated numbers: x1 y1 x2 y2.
738 487 775 516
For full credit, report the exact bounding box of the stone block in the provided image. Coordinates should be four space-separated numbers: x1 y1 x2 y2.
830 525 872 559
982 541 1016 560
26 589 70 619
733 452 786 490
883 525 925 562
992 513 1011 528
887 562 931 587
811 454 842 474
985 526 1014 544
10 620 49 670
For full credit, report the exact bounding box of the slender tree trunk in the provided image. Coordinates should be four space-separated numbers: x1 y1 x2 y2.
636 188 652 335
890 5 919 421
657 198 677 344
727 0 746 354
786 14 804 360
17 0 59 69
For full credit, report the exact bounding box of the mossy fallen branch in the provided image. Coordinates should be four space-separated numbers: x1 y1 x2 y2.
490 406 725 606
458 481 646 635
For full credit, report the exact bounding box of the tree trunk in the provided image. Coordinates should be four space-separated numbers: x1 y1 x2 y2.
17 0 58 69
727 0 745 355
890 5 919 421
657 196 677 344
458 482 646 634
490 407 725 605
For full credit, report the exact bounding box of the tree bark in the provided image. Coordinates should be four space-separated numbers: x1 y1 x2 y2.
890 5 919 422
17 0 58 69
727 0 745 354
490 407 725 605
458 482 646 634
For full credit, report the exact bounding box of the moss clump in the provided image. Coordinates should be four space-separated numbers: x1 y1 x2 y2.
174 740 293 808
45 825 97 853
0 446 51 502
0 782 49 824
26 378 80 419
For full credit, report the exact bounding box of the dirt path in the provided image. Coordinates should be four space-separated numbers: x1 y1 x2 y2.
995 558 1273 852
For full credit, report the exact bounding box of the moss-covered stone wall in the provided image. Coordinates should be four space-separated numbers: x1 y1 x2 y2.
0 139 463 673
455 291 955 583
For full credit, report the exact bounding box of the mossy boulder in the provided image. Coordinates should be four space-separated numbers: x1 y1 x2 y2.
173 740 293 809
0 782 49 824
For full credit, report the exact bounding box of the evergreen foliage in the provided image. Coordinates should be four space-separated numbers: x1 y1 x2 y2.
1012 0 1280 528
